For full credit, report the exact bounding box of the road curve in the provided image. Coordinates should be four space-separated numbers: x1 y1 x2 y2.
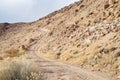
25 40 113 80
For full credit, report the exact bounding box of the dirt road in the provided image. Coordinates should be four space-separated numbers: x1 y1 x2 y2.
25 40 113 80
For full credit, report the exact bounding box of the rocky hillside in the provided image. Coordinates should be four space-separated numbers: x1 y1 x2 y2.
0 0 120 79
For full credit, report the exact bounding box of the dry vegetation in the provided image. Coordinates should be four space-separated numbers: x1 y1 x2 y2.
3 48 20 58
0 56 3 60
1 48 26 60
0 58 45 80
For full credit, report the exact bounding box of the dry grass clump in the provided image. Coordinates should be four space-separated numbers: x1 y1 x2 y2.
3 48 20 58
0 59 45 80
3 48 26 58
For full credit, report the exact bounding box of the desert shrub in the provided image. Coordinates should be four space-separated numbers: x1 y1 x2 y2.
4 48 26 58
18 51 26 56
115 51 120 57
26 72 45 80
54 52 61 59
49 31 53 36
28 38 35 43
0 60 45 80
4 48 19 58
0 56 3 60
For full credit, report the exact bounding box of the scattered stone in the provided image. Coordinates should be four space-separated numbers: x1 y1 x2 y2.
19 45 27 51
117 76 120 79
104 4 110 9
84 39 91 46
109 0 114 4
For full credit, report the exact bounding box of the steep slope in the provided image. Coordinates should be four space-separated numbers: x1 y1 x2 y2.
34 0 120 77
0 0 120 79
